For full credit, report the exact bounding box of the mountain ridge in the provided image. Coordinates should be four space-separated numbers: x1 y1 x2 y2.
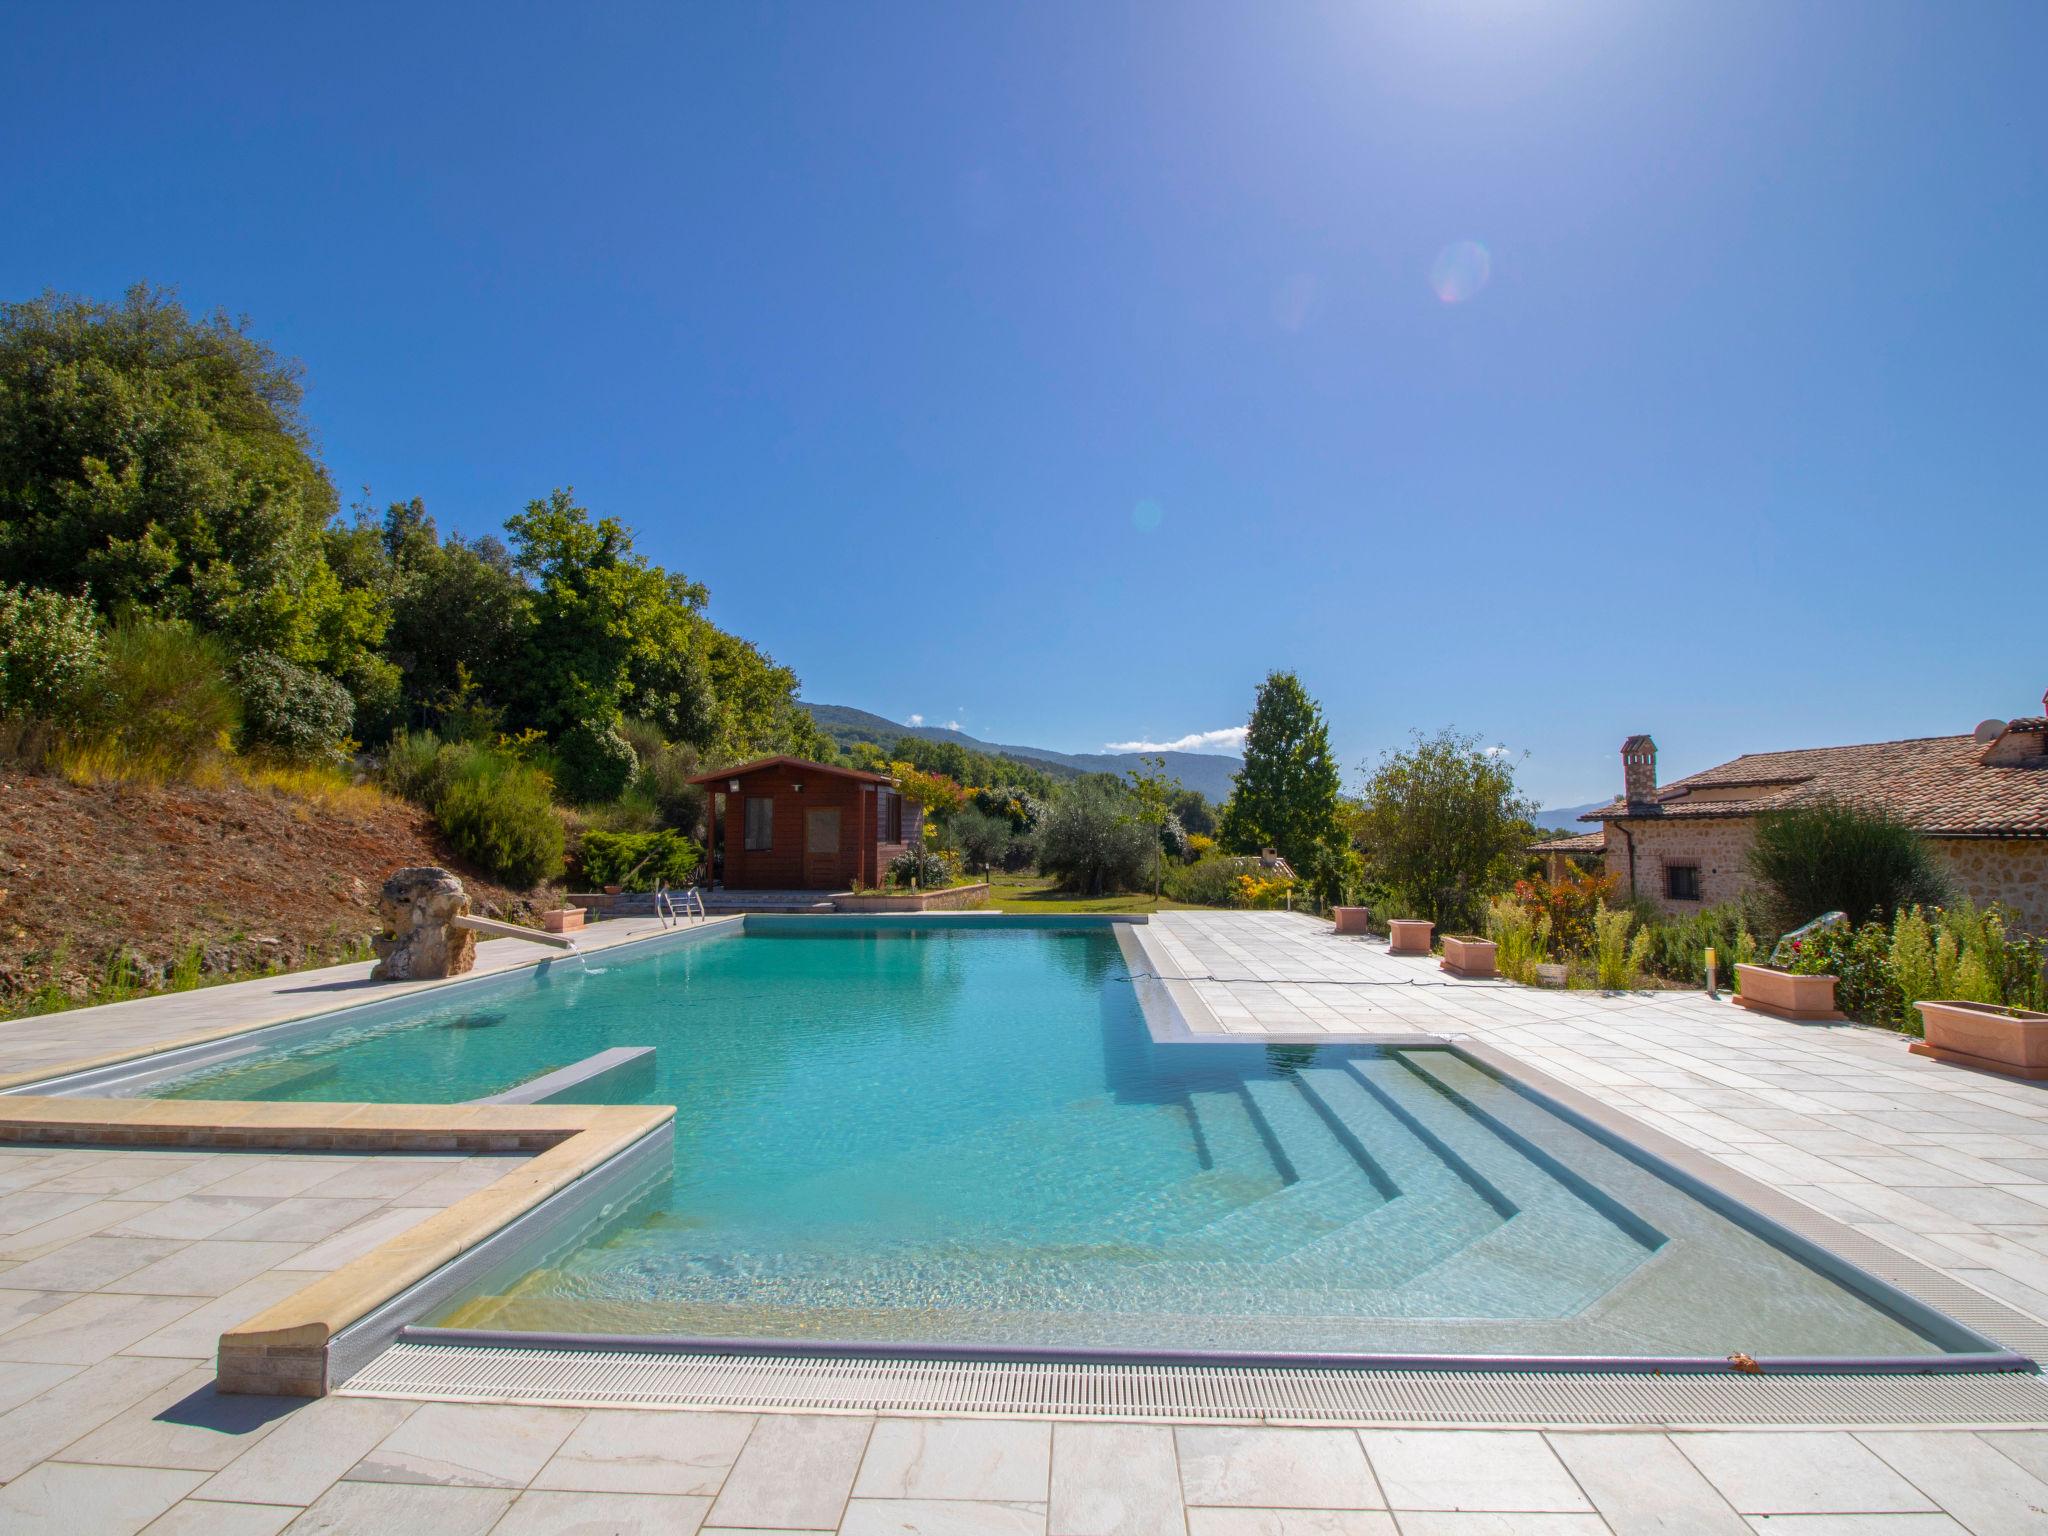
801 702 1244 801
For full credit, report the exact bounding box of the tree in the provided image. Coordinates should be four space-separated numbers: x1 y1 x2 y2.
950 805 1014 876
505 488 677 734
1123 755 1181 902
0 287 383 677
1747 797 1950 930
1356 728 1537 931
1036 778 1156 896
1171 788 1216 838
1218 671 1347 874
351 502 534 738
888 761 968 832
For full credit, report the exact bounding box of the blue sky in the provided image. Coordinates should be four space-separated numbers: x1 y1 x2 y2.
5 2 2044 807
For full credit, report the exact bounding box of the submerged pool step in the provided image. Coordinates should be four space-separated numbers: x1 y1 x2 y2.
1276 1067 1506 1288
1347 1054 1658 1317
1182 1086 1292 1188
1170 1076 1394 1258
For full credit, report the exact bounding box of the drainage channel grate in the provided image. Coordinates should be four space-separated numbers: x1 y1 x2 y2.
344 1341 2048 1424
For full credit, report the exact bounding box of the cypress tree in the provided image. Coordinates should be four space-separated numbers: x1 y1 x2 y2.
1219 670 1344 874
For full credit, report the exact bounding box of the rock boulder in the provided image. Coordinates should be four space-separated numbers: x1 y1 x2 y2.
370 866 477 981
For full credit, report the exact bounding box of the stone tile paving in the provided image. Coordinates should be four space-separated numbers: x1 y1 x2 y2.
1146 912 2048 1325
1 1400 2045 1533
3 910 2048 1530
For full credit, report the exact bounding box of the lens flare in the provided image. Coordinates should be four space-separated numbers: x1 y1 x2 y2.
1429 240 1492 304
1132 499 1164 532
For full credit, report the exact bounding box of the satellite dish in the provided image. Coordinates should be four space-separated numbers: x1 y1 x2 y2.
1974 719 2007 743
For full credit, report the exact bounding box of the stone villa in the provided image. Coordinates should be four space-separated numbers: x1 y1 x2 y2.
1531 690 2048 928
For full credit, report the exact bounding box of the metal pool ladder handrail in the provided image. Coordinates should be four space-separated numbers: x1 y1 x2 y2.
656 882 706 927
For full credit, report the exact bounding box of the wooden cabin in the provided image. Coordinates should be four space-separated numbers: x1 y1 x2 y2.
688 755 923 890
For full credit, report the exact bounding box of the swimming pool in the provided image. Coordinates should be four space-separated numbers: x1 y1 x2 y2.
81 920 2010 1362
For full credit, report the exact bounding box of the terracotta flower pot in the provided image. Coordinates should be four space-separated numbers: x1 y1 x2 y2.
1386 918 1434 957
541 908 585 934
1733 963 1844 1022
1332 906 1372 935
1440 935 1497 979
1910 999 2048 1080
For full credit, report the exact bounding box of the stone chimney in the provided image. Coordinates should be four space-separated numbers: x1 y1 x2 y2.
1622 735 1658 807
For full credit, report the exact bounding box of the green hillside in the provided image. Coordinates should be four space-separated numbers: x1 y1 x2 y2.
801 702 1243 802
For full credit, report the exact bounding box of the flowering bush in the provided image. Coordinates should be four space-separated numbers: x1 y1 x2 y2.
0 582 103 720
1511 870 1616 957
1778 900 2045 1030
888 846 953 889
1236 872 1294 910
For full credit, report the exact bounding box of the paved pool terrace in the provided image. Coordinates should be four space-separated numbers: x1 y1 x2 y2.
1 909 2046 1531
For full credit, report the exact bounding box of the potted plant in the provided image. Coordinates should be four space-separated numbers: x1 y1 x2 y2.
1440 934 1497 979
1911 999 2048 1079
1387 917 1434 957
1733 962 1845 1022
541 906 586 934
1332 906 1372 936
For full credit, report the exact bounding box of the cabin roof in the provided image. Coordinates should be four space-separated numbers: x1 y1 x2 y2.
685 754 897 788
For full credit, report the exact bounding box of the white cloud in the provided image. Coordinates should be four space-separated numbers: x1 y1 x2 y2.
1103 726 1249 755
944 719 962 731
1483 744 1512 758
906 713 924 726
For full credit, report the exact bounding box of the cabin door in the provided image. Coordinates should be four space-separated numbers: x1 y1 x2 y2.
804 808 843 888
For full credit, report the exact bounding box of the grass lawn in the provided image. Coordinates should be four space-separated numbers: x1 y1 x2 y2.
983 872 1198 914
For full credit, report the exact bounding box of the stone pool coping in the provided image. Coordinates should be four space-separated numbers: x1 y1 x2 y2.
0 1094 672 1396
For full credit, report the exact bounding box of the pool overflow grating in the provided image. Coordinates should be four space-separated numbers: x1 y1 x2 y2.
343 1343 2048 1424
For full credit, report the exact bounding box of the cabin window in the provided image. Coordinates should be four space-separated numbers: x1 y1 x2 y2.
743 796 774 851
1665 862 1702 902
878 788 900 843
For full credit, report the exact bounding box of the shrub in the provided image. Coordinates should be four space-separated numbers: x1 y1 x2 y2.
1592 902 1653 990
631 739 705 834
234 650 354 760
435 758 565 886
1035 779 1156 895
555 718 639 805
62 617 240 782
380 728 447 801
1163 854 1298 910
0 582 102 719
578 829 701 891
379 730 566 886
1636 903 1760 988
888 846 954 889
1748 796 1949 929
1485 896 1552 984
1165 856 1250 907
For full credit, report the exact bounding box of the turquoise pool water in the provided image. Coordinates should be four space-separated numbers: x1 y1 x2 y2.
152 922 1959 1357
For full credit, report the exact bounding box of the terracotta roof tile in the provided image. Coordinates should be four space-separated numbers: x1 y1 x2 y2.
1529 831 1606 855
1582 734 2048 837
